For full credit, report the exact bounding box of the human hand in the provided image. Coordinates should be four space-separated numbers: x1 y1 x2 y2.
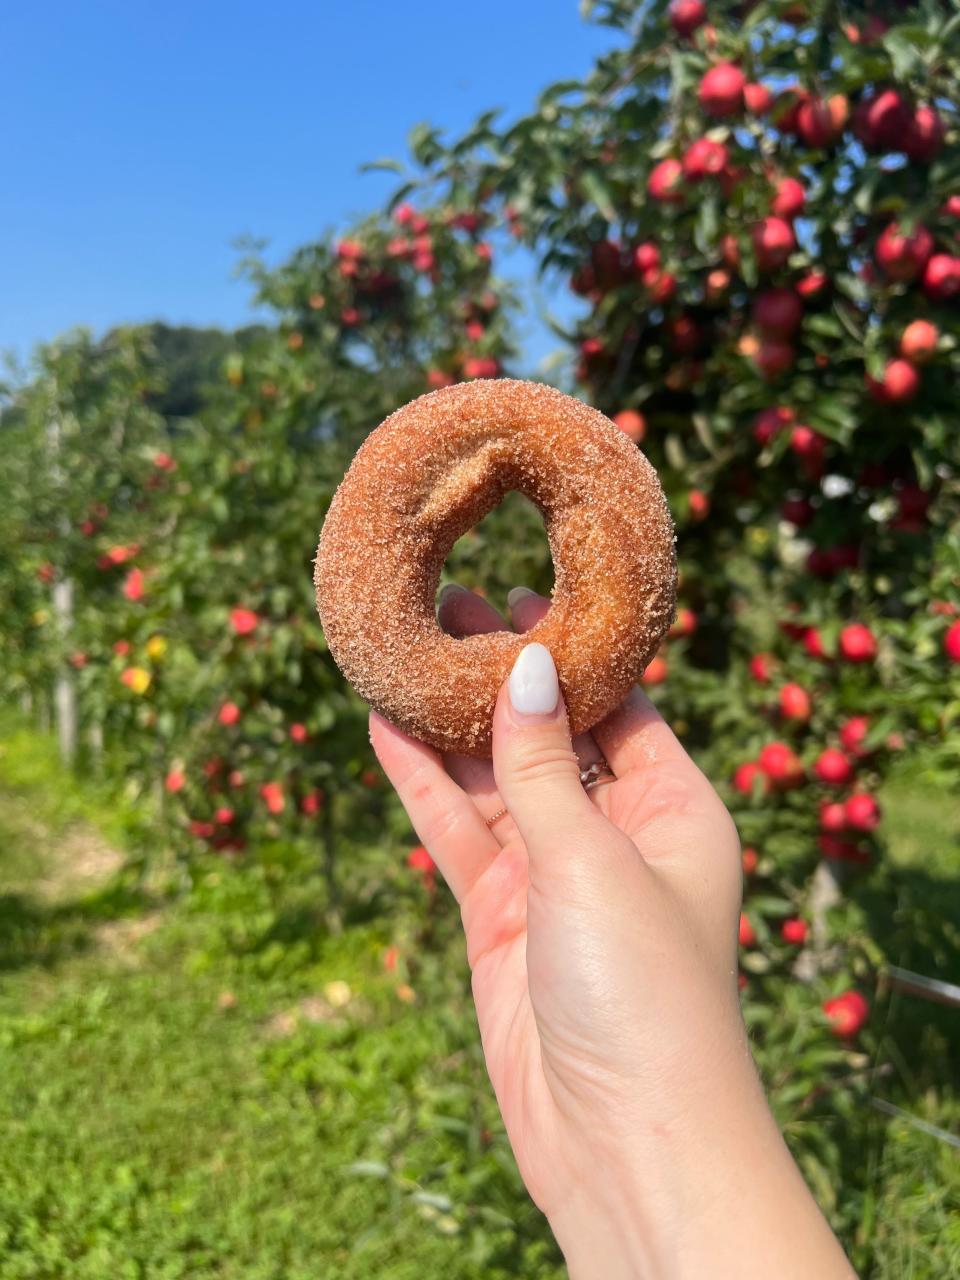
370 585 855 1280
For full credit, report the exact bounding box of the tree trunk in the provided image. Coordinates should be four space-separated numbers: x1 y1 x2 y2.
52 576 78 766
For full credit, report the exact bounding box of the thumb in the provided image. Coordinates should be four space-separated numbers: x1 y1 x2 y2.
491 643 602 868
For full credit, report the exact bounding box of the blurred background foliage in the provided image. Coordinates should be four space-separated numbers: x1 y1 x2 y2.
1 0 959 1275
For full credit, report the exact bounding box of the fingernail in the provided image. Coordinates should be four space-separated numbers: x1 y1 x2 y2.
507 586 536 611
439 583 469 606
509 643 559 717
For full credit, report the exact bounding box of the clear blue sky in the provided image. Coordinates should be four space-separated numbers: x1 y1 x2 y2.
3 1 617 368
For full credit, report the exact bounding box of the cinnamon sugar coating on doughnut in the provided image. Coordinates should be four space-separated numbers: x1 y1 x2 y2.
315 379 676 756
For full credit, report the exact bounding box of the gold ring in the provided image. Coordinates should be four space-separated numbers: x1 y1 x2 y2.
484 757 616 828
485 807 509 828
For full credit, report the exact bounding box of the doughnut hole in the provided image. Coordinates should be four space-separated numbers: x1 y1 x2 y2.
439 490 553 622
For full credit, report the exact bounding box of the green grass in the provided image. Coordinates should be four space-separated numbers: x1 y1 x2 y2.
0 723 562 1280
0 722 957 1278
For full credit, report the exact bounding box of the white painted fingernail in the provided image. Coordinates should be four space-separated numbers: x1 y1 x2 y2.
507 586 536 611
508 643 559 716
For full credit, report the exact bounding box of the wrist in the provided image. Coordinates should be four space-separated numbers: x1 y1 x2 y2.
546 1033 852 1280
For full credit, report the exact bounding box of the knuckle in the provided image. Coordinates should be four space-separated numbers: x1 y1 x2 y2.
509 739 580 786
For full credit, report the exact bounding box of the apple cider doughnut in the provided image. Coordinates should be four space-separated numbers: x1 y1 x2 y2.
315 378 676 756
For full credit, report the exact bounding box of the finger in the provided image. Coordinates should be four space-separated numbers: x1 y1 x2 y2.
592 686 740 880
438 583 506 636
369 711 499 901
433 584 521 840
491 643 607 880
592 683 695 778
506 585 550 633
508 586 606 775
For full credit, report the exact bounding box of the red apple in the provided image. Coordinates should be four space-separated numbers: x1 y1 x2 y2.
408 845 437 880
839 623 877 662
758 741 804 787
647 158 685 203
853 89 912 151
688 489 710 521
463 356 500 379
796 94 849 147
875 222 933 282
165 769 186 793
903 104 945 163
301 790 324 815
744 82 773 114
749 653 775 683
814 748 854 785
752 288 803 337
844 792 881 832
803 627 827 659
752 217 796 271
820 800 848 832
779 682 811 721
218 702 241 727
823 991 868 1038
720 233 740 269
819 834 870 865
260 781 286 814
682 137 729 179
899 319 938 364
790 425 826 477
633 242 660 274
738 912 756 946
750 337 795 379
230 607 259 636
944 620 960 663
922 254 960 300
644 269 678 304
122 568 145 602
669 606 698 638
591 239 626 290
669 0 707 37
753 405 794 445
781 918 808 945
868 359 919 403
733 761 766 794
642 655 669 685
705 268 731 300
781 496 814 526
796 271 828 298
840 716 871 756
771 176 806 220
612 409 646 442
698 63 746 118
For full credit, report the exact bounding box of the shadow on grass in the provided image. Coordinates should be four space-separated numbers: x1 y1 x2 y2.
0 879 154 973
860 861 960 1092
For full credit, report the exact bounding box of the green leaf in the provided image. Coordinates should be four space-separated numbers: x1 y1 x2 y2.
579 169 617 223
665 434 687 471
345 1160 389 1178
694 197 720 256
882 28 927 79
358 158 404 175
692 413 718 456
